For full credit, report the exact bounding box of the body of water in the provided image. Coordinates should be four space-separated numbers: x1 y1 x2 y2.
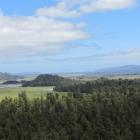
0 84 22 89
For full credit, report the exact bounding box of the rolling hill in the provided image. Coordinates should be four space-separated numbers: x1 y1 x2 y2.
22 74 72 87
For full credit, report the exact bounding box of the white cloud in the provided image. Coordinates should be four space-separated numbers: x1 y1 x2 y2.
81 0 136 13
36 4 80 18
45 48 140 62
3 47 140 64
0 0 136 59
36 0 136 18
0 14 87 58
36 0 87 18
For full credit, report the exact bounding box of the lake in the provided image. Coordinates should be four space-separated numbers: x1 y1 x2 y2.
0 84 22 89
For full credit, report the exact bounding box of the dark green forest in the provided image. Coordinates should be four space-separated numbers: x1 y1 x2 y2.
0 79 140 140
55 78 140 94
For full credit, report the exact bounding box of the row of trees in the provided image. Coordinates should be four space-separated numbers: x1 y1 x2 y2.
0 89 139 140
55 78 140 94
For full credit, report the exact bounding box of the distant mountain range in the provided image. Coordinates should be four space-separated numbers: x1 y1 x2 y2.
1 65 140 81
0 72 23 81
59 65 140 77
17 72 39 77
89 65 140 76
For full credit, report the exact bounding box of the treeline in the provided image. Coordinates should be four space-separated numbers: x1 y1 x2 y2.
0 91 139 140
55 78 140 94
22 74 72 87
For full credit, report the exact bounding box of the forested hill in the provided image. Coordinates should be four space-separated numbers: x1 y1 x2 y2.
0 72 22 81
22 74 72 87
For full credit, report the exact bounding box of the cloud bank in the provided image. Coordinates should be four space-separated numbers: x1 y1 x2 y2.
36 0 136 18
0 14 86 57
0 0 136 58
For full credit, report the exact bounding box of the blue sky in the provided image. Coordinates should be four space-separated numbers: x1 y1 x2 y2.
0 0 140 73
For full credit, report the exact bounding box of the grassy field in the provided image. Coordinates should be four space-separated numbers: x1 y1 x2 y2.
72 75 140 82
0 80 6 84
0 86 67 100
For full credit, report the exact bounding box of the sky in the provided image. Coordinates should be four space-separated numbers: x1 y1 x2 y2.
0 0 140 73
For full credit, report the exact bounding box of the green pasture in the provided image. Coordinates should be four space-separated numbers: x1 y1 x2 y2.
0 87 67 100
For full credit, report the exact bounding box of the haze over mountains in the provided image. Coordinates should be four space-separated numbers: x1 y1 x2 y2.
91 65 140 76
1 65 140 81
60 65 140 76
0 72 22 81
